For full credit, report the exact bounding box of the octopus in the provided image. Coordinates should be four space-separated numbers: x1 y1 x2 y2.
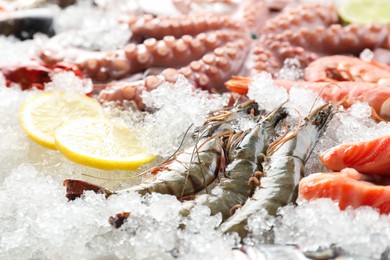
36 0 270 106
249 3 390 76
3 0 390 109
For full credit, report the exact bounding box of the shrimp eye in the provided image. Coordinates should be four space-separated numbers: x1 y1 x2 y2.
246 103 260 116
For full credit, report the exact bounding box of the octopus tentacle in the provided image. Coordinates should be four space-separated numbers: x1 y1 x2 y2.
99 37 250 107
280 24 390 55
40 12 247 82
179 38 250 90
129 14 241 40
87 29 243 81
260 4 339 35
247 37 316 76
237 0 270 33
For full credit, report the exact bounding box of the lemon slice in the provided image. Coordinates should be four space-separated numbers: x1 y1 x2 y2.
338 0 390 25
55 118 155 170
19 92 104 149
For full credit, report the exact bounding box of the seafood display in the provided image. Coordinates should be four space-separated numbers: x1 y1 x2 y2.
1 0 390 259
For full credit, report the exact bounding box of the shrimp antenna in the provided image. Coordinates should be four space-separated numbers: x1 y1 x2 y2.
82 170 148 180
307 82 341 117
335 94 348 107
83 124 195 181
166 123 194 162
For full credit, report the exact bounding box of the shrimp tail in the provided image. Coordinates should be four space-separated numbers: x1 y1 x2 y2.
225 76 251 95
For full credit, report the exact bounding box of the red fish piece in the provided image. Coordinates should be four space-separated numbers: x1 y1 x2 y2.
320 136 390 175
0 60 83 90
299 168 390 214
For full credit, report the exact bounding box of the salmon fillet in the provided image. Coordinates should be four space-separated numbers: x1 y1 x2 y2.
320 136 390 175
298 168 390 214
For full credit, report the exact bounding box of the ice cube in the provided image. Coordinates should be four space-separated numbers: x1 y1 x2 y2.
248 72 289 111
276 58 304 81
359 48 374 62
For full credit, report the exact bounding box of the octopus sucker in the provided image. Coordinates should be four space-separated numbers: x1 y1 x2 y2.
237 0 270 32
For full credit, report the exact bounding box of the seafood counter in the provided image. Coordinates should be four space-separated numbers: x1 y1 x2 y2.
1 0 390 259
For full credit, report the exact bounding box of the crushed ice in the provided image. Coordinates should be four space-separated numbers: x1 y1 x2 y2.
0 35 48 66
2 33 390 260
54 1 132 51
359 48 374 62
276 58 304 81
247 72 288 111
138 76 228 157
45 71 93 94
248 72 325 120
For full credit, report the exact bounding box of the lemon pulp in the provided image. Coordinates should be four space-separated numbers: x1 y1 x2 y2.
55 118 156 170
338 0 390 25
19 92 104 149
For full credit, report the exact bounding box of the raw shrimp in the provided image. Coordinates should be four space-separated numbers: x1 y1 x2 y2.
64 132 226 200
64 101 259 200
225 76 390 121
180 106 287 220
320 135 390 175
218 103 335 238
299 168 390 214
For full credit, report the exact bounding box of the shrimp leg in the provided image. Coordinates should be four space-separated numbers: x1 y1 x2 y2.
218 103 335 238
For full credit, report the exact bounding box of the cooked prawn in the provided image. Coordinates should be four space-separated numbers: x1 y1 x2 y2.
304 55 390 86
225 76 390 121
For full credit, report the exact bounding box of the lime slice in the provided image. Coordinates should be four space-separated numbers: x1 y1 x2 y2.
19 92 104 149
338 0 390 25
55 118 155 170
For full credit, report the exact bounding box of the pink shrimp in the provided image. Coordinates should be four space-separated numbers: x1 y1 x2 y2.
304 55 390 87
225 77 390 121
